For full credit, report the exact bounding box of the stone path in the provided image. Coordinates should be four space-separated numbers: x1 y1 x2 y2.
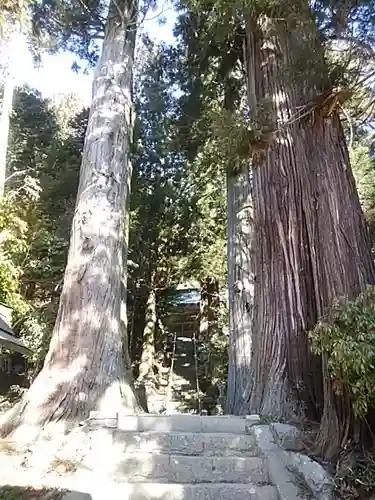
50 412 330 500
0 323 333 499
164 329 201 414
0 415 333 500
81 413 277 499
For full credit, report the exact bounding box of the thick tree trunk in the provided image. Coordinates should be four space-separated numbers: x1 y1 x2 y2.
0 0 140 443
310 117 375 458
137 287 157 382
245 16 322 418
244 11 375 442
225 167 254 415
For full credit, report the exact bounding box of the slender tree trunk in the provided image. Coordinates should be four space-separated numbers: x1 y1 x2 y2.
207 279 219 332
137 286 157 382
199 279 219 342
243 10 375 443
199 281 209 342
0 0 140 443
0 67 14 195
0 21 20 196
225 167 254 415
121 149 133 369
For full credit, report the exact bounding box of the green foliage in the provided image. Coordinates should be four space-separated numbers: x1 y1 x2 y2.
29 0 158 67
16 303 58 370
199 307 229 386
335 446 375 499
0 194 36 315
310 286 375 418
0 86 84 373
351 140 375 241
0 0 30 25
0 190 61 367
130 39 188 291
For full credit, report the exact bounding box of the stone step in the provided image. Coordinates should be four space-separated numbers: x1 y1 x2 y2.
88 412 260 434
68 482 278 500
113 453 268 484
112 431 259 457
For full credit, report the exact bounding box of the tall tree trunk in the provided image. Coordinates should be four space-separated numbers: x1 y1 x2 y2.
0 0 140 443
310 118 375 458
199 278 219 384
0 21 20 196
243 10 375 443
207 279 219 332
244 15 322 419
0 65 14 195
199 279 219 341
137 286 157 382
225 167 254 415
121 149 133 369
199 281 209 342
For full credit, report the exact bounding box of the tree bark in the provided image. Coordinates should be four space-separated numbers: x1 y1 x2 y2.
310 117 375 458
243 10 375 432
244 15 322 420
199 279 219 341
207 279 219 332
121 143 133 370
0 0 140 443
225 167 254 415
137 287 157 382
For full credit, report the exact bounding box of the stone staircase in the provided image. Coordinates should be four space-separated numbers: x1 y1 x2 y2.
80 414 285 500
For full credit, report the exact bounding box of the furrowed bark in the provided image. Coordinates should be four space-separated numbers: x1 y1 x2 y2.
0 0 141 443
243 9 375 454
308 116 375 459
243 13 323 421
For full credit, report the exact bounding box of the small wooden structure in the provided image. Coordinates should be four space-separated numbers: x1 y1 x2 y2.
0 302 32 356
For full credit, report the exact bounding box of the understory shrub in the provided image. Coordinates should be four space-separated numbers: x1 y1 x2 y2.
310 286 375 499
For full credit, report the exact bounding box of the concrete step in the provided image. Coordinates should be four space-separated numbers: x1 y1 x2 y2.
113 453 268 484
70 482 278 500
112 431 259 457
88 412 260 434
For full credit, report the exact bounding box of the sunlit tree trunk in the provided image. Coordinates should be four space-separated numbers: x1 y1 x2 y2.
0 0 141 443
207 279 219 332
199 281 209 341
0 20 22 196
121 150 133 369
0 70 14 195
225 167 254 415
137 286 157 382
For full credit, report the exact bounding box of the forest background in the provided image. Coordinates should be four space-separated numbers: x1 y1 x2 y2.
0 0 375 498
